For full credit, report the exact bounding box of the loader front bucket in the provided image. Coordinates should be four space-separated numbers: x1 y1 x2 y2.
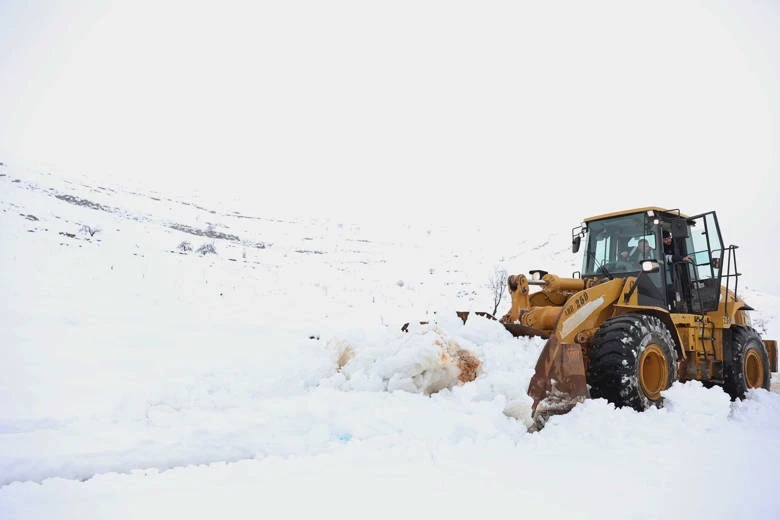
527 335 588 431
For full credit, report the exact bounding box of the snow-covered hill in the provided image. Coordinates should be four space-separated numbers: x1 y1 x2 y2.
1 162 779 519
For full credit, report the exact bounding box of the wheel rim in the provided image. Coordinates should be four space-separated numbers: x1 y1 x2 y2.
639 344 668 400
744 349 764 389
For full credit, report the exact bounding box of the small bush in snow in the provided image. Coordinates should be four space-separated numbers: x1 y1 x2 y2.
488 266 508 316
79 224 101 237
178 241 193 252
196 242 217 255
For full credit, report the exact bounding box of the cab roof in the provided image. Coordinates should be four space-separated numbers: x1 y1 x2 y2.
583 206 690 223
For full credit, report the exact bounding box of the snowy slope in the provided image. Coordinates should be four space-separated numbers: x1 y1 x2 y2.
1 162 779 520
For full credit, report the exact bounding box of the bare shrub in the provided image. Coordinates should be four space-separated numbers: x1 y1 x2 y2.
196 242 217 255
488 266 508 316
79 224 101 237
178 241 193 252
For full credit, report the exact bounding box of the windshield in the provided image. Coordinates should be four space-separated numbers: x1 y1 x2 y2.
582 213 659 276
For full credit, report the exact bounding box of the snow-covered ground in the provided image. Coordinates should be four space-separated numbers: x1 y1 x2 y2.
1 162 779 519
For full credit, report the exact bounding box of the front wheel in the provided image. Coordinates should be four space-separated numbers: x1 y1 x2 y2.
588 314 679 411
723 326 770 399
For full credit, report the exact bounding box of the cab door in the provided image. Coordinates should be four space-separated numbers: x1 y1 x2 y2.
683 211 724 313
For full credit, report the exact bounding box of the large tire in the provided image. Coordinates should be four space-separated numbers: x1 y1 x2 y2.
588 314 679 411
723 326 770 399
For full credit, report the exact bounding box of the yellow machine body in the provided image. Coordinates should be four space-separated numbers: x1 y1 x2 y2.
496 207 776 430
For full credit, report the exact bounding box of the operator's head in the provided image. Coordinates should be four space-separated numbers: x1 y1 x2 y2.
663 230 672 244
637 238 651 251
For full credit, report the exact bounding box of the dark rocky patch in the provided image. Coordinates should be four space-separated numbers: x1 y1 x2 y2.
168 223 239 241
54 194 115 213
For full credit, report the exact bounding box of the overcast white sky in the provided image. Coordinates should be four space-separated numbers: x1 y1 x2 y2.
1 1 778 286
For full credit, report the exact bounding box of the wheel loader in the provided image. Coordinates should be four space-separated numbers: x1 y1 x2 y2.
450 207 777 430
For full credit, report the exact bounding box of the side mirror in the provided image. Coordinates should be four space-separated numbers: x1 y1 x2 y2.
572 235 581 253
641 259 660 273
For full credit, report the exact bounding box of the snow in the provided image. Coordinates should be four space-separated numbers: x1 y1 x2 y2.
1 163 779 519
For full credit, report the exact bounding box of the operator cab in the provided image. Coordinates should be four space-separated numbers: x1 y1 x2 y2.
573 207 727 314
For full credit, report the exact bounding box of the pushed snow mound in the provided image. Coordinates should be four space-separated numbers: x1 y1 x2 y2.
319 315 546 428
321 325 480 395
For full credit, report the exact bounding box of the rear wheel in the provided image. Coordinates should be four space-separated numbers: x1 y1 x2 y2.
588 314 679 411
723 326 770 399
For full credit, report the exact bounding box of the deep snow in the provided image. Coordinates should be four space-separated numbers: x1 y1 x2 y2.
1 163 779 519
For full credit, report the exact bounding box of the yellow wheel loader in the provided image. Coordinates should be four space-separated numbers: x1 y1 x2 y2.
457 207 777 430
